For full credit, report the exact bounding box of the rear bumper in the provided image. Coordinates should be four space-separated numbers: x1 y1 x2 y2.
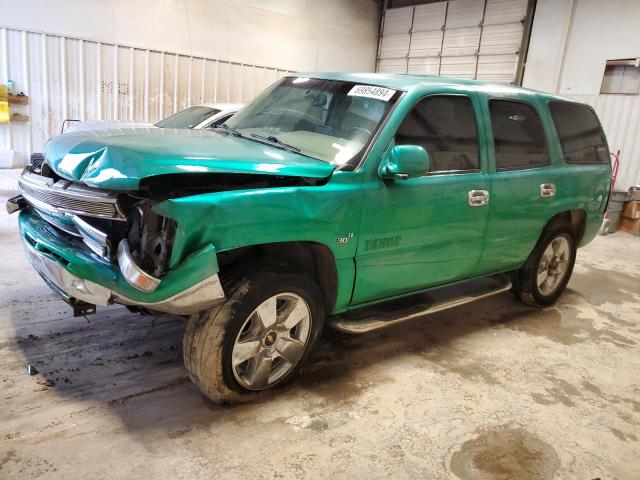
19 208 226 315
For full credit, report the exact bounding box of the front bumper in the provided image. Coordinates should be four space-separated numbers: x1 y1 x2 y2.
19 208 226 315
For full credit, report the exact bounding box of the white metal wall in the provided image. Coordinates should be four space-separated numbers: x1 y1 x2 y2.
562 94 640 191
377 0 528 84
522 0 640 192
0 27 295 167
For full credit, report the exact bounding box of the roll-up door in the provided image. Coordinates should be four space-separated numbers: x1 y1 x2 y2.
377 0 532 85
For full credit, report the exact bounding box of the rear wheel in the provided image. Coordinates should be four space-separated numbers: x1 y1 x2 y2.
513 224 576 307
183 263 324 404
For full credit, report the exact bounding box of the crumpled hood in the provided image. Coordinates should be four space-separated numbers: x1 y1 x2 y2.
44 127 335 190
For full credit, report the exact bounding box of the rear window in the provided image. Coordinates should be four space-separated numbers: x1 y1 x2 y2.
548 101 609 164
489 100 550 170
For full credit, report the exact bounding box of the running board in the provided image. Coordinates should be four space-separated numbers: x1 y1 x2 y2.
329 275 512 334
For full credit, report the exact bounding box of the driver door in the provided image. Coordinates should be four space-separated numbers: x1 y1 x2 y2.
352 94 490 305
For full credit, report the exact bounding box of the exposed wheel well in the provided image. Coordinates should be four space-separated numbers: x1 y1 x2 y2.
217 241 338 312
544 209 587 243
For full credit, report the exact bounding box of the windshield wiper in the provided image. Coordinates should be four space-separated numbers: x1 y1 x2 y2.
212 123 242 137
249 133 301 153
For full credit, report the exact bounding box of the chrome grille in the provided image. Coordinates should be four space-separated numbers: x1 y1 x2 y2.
18 171 126 221
73 216 111 259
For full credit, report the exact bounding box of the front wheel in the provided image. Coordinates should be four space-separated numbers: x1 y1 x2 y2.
513 225 577 307
183 263 325 404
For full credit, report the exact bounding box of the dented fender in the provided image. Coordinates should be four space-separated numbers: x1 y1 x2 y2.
153 171 364 312
154 171 363 265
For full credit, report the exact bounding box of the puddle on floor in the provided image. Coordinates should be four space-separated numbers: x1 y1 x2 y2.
570 264 640 307
498 306 636 347
490 307 587 345
450 426 560 480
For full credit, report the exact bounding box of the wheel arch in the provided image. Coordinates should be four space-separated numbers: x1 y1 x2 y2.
217 241 339 313
544 208 587 243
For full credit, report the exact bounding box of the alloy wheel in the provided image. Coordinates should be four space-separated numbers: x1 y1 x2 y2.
231 293 311 390
537 236 571 296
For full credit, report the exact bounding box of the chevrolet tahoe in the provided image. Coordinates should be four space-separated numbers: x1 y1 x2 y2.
7 73 612 403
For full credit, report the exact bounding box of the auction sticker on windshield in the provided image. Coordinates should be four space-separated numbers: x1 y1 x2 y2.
348 85 395 102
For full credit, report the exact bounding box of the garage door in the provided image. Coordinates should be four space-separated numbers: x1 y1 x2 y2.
377 0 532 84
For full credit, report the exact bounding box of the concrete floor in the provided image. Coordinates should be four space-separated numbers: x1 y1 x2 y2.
1 196 639 480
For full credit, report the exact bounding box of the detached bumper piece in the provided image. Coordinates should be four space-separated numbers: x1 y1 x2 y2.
19 209 226 316
112 274 226 315
23 238 111 316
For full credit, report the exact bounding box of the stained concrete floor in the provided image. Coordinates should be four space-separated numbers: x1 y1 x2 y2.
1 197 639 480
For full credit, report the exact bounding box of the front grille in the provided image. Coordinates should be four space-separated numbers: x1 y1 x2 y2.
30 153 45 171
18 171 126 221
83 236 109 257
73 216 112 259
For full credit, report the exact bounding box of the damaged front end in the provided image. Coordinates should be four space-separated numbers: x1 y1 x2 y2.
9 165 226 316
8 126 335 317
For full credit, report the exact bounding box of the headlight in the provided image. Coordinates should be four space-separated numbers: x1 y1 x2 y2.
125 201 176 278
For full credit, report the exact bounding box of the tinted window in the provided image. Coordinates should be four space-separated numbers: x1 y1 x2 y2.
395 95 479 172
549 101 609 164
489 100 550 170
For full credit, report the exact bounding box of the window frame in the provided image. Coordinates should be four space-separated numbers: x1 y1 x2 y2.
600 59 640 95
487 97 552 173
203 112 235 129
393 93 483 176
353 89 406 173
546 99 611 165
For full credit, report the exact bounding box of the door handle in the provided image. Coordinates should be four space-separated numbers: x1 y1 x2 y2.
540 183 556 198
468 190 489 207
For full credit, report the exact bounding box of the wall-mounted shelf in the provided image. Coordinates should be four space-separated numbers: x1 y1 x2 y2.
10 113 29 122
8 95 29 105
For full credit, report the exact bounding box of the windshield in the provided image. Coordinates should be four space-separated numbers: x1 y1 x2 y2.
226 77 399 166
155 106 219 129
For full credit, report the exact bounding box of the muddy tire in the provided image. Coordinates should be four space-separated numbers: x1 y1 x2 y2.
512 223 577 307
183 263 324 404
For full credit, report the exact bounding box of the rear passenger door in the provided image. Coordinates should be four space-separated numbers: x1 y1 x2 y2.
478 97 560 273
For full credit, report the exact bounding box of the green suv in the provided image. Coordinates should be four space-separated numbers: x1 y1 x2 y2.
8 73 612 403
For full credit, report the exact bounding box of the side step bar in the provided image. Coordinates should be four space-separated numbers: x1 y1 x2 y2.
329 275 512 334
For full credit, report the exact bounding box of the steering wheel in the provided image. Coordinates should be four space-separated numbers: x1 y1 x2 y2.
267 108 322 125
347 126 372 140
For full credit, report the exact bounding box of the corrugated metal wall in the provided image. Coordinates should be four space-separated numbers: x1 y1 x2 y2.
564 94 640 191
375 0 639 191
0 27 295 167
377 0 529 84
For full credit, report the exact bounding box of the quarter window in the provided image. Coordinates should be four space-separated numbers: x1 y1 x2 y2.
548 101 609 164
489 100 550 171
395 95 480 173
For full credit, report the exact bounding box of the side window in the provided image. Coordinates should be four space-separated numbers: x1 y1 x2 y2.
548 101 609 164
395 95 480 173
489 100 550 170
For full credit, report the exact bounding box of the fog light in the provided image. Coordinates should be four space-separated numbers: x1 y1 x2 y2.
117 239 161 292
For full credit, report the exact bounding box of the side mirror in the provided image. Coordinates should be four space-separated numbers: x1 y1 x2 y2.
378 145 430 181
